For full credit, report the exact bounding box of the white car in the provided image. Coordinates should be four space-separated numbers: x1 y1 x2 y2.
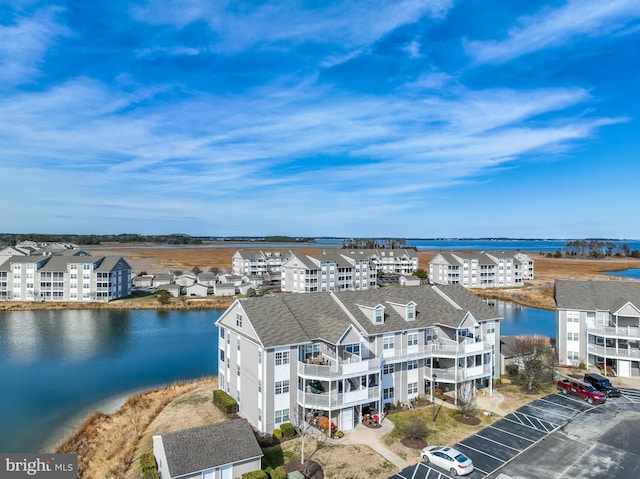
421 446 474 476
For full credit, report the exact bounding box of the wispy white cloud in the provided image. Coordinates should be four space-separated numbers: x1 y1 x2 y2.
465 0 640 64
0 5 68 87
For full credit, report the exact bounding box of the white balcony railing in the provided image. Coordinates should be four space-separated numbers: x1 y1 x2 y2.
588 326 640 339
297 386 380 409
587 344 640 360
298 358 380 379
427 364 492 383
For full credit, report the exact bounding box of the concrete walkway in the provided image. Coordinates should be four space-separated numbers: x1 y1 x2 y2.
338 418 410 469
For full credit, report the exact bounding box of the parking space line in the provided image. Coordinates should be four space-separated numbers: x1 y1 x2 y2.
527 399 577 419
472 431 524 452
503 414 551 433
488 424 536 443
538 395 587 411
456 441 506 466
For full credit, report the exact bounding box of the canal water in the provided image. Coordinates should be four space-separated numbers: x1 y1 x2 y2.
0 309 221 453
0 302 554 453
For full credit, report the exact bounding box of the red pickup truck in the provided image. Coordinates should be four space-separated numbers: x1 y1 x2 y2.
557 378 606 404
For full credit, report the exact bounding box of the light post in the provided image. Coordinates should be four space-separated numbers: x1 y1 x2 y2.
431 373 437 422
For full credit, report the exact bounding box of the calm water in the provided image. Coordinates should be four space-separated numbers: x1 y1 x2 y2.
0 309 221 453
484 299 556 338
604 269 640 280
0 301 552 453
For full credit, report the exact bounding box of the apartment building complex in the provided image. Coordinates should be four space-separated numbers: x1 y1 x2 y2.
280 251 377 293
0 254 131 302
555 279 640 378
429 251 534 288
216 285 501 434
232 249 293 276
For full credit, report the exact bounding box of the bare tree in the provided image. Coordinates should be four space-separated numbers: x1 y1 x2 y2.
457 381 477 417
510 336 555 391
289 408 329 476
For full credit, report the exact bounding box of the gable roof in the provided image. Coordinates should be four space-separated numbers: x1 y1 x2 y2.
231 285 500 347
554 279 640 311
161 419 262 477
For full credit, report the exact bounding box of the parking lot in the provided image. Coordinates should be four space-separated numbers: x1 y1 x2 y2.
391 388 640 479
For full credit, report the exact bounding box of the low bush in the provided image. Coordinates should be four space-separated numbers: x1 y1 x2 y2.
269 466 286 479
280 422 295 437
212 389 239 414
505 364 519 377
242 470 268 479
140 453 157 472
142 470 159 479
403 420 428 440
272 428 283 439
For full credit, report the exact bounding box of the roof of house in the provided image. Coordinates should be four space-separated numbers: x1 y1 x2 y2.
554 279 640 311
160 419 262 478
235 284 500 348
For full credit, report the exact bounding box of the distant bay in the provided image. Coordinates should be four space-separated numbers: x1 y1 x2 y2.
90 238 640 252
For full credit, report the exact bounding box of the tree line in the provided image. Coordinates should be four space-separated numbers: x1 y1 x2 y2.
547 240 640 259
0 233 204 247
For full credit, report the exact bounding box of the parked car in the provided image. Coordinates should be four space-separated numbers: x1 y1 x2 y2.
583 373 622 398
556 378 606 404
421 446 474 476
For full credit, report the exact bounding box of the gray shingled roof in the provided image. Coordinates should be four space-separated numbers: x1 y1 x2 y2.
238 285 500 347
554 279 640 311
161 419 262 478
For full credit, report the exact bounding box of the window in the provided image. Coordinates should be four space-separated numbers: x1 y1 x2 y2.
83 264 91 271
486 321 495 334
236 313 243 328
258 350 262 364
407 360 418 370
345 343 360 356
383 364 395 375
407 332 418 347
237 338 241 351
375 307 384 324
220 349 225 361
407 304 415 321
425 328 437 342
568 332 579 341
383 387 394 401
408 382 418 395
258 408 262 422
275 408 290 424
383 335 395 350
220 327 225 339
275 380 290 395
568 351 579 360
567 313 580 323
275 351 290 366
237 366 241 376
258 380 262 393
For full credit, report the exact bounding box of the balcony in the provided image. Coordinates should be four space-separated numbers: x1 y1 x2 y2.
588 326 640 340
427 364 492 383
297 386 380 409
298 358 380 379
587 344 640 360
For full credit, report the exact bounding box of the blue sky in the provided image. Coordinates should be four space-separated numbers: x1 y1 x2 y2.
2 1 639 238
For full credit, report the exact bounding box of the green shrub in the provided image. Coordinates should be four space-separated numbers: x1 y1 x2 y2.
270 466 286 479
579 362 586 370
403 420 427 439
212 389 239 414
140 453 157 472
242 470 268 479
494 378 502 385
142 470 159 479
334 430 344 438
280 422 295 437
272 428 283 439
505 364 519 377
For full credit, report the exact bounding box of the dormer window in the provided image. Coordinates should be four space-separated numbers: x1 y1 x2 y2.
407 303 415 321
375 307 384 324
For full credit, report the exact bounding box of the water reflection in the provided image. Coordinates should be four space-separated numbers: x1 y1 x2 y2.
0 310 130 363
483 298 556 338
